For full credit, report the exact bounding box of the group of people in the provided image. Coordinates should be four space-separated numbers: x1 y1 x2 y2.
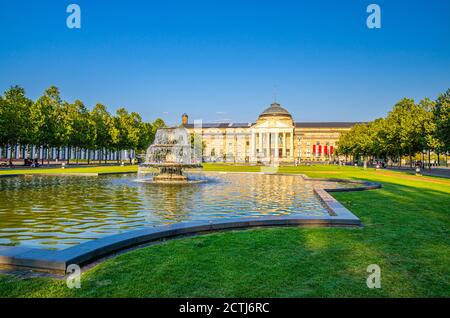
23 158 41 168
0 159 14 167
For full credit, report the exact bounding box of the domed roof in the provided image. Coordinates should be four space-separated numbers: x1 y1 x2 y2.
259 102 292 118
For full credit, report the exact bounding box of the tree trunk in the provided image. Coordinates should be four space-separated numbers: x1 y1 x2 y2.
21 145 25 163
408 146 412 168
8 144 12 166
87 149 90 165
11 145 14 161
428 150 431 170
437 151 440 167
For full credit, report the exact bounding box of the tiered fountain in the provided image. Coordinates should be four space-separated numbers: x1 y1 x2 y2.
139 127 202 183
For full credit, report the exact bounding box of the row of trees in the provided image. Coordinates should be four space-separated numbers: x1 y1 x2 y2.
0 85 166 164
337 89 450 167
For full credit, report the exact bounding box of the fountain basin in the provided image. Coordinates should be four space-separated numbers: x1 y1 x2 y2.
141 127 202 183
140 163 203 183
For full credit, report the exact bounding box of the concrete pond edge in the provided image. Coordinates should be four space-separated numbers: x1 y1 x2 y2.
0 172 382 274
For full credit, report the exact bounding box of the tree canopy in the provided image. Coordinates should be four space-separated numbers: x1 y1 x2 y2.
337 89 449 166
0 85 166 162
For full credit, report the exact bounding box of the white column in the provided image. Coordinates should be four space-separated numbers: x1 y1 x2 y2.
251 132 255 162
258 132 262 159
290 131 294 160
282 132 286 158
266 132 270 161
274 132 279 160
253 133 256 160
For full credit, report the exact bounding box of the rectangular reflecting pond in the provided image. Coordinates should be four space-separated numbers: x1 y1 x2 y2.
0 173 355 250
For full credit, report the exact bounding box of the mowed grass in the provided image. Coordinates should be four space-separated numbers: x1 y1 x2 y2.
0 165 138 175
0 164 449 297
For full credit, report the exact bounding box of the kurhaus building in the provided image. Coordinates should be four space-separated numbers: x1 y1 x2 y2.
183 102 360 164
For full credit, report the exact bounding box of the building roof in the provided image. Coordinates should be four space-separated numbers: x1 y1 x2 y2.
184 122 253 129
295 122 361 128
258 102 292 118
182 103 362 129
184 122 360 129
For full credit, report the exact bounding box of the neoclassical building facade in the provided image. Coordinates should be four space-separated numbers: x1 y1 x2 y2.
184 102 360 163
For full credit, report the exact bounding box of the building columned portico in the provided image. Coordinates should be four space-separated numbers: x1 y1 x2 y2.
183 102 360 164
249 102 295 163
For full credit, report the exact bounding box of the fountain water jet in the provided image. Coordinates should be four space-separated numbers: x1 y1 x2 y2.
139 127 202 183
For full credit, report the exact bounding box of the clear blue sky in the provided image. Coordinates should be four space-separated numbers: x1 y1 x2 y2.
1 0 449 125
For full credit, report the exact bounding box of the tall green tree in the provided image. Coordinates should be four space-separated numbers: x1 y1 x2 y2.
0 86 33 159
417 98 442 167
91 103 114 163
385 98 428 167
435 89 450 162
31 86 65 164
114 108 144 162
137 122 154 153
64 100 96 164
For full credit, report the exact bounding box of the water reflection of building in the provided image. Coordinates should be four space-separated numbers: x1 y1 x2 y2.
140 183 198 222
183 102 360 163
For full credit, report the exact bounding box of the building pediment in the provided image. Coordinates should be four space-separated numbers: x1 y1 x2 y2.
252 119 294 129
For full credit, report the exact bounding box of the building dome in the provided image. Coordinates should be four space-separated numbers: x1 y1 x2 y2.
258 102 292 119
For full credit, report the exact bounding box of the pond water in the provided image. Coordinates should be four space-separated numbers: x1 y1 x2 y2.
0 172 353 250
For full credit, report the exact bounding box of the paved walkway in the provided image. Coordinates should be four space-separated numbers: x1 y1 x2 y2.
386 166 450 179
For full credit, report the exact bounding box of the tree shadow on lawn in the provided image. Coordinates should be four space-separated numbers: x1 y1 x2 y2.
331 180 450 297
70 219 444 298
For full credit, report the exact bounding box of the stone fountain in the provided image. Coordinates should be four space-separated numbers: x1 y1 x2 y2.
140 127 202 183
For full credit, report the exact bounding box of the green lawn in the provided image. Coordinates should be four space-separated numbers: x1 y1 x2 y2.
0 164 449 297
0 165 138 175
